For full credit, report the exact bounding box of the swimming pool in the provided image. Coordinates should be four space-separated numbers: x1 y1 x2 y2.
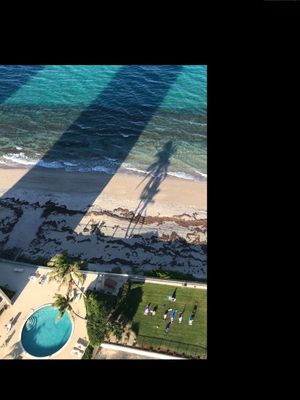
21 305 73 358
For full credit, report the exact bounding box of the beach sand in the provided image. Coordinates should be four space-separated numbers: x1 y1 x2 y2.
0 167 207 214
0 167 207 279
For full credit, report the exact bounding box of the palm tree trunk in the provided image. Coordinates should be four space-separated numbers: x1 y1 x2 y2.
71 273 87 298
69 305 87 320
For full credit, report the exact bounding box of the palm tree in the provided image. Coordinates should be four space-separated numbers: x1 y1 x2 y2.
52 293 86 320
47 252 86 297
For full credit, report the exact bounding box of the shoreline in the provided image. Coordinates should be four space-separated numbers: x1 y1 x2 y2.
0 164 207 183
0 167 207 214
0 167 207 279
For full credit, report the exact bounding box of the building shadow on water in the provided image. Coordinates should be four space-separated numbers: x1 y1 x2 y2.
125 140 177 238
0 66 182 259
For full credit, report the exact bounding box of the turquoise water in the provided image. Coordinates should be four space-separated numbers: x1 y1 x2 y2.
21 306 73 357
0 65 207 181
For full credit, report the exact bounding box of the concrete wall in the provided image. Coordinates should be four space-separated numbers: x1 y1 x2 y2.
0 258 207 290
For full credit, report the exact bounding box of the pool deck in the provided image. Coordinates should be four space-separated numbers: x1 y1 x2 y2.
0 261 99 359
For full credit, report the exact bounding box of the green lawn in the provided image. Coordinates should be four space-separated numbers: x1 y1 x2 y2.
124 283 207 358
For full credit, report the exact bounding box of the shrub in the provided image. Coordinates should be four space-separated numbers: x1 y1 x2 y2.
111 266 122 274
131 266 139 275
85 290 117 347
82 344 94 359
143 269 204 282
0 247 19 260
34 256 49 266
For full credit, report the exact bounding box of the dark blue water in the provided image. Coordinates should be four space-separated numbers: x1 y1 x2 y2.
0 65 207 181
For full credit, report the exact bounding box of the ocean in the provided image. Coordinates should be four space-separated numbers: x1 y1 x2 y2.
0 65 207 181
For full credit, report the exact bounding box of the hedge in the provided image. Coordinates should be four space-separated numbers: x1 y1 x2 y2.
84 290 117 347
143 269 204 282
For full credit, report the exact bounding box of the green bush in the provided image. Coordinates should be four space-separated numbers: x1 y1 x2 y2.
82 345 94 359
143 269 202 282
84 290 117 347
33 256 49 265
111 266 122 274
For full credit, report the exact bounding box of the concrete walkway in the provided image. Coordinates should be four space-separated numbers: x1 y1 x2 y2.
97 343 186 360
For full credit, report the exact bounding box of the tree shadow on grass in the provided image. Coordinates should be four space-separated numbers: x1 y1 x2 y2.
108 283 143 337
131 322 140 336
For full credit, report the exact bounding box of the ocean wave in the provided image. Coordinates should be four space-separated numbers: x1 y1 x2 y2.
0 153 206 181
120 133 130 138
192 168 207 179
91 165 116 174
2 152 36 166
121 163 149 175
121 163 205 182
167 171 197 181
37 160 64 169
63 161 78 167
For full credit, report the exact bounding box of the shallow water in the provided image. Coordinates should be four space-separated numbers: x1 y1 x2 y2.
0 65 207 181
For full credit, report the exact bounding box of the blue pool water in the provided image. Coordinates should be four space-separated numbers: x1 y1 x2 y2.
21 305 73 357
0 65 207 181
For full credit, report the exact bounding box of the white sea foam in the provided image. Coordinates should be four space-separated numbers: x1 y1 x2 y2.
37 160 64 169
2 153 36 166
103 157 121 165
167 171 196 181
0 152 206 182
121 164 148 175
92 165 115 174
192 168 207 179
63 161 78 166
15 146 23 150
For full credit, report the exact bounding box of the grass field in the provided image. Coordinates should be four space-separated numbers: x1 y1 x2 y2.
124 283 207 358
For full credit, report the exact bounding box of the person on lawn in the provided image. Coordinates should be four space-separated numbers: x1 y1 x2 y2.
163 309 168 321
178 312 183 323
170 309 177 323
164 321 171 335
144 303 151 316
151 305 158 316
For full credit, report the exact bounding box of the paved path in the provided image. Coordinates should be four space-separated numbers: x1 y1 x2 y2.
97 343 185 360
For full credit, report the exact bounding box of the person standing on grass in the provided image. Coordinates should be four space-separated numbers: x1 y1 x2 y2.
164 321 171 335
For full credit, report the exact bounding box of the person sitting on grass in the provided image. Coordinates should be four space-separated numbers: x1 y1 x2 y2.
189 304 197 325
170 309 177 323
166 295 176 302
178 312 183 323
163 309 169 321
144 303 151 316
150 305 158 316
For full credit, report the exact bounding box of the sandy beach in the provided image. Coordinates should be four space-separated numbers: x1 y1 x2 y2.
0 167 207 214
0 167 207 279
